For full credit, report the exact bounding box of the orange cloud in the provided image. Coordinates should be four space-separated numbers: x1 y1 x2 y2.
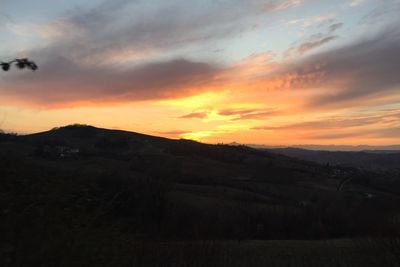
179 112 208 119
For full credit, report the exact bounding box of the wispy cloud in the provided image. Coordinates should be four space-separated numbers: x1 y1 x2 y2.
286 12 336 27
179 112 208 119
251 109 400 142
1 57 219 107
218 108 279 121
253 116 383 131
284 22 342 57
253 110 400 133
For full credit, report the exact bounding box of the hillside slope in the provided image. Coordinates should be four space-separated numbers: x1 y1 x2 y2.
1 125 399 244
268 147 400 172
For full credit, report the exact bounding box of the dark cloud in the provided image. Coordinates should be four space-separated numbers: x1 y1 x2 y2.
0 57 218 106
328 22 343 32
277 23 400 107
305 26 400 106
0 0 300 107
284 22 342 57
29 0 292 64
296 36 337 55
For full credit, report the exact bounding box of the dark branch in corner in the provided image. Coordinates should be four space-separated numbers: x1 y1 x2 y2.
1 58 38 72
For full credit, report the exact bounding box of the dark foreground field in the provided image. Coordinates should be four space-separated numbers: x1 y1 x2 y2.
1 125 400 266
4 238 400 267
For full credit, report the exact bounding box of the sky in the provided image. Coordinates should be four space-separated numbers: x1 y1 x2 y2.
1 0 400 145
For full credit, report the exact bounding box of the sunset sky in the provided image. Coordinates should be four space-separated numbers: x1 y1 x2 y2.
1 0 400 145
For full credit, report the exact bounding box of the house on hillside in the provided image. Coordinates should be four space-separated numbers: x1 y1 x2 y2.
36 145 80 159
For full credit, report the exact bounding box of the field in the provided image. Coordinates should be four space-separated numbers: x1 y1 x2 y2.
1 125 400 266
4 238 400 267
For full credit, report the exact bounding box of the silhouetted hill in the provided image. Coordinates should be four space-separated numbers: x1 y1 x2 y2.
2 125 400 266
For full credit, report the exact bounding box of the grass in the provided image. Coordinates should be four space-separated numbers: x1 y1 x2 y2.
4 236 400 267
2 126 400 266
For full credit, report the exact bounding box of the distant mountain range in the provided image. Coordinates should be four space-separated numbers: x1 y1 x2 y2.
260 147 400 173
227 142 400 172
241 143 400 152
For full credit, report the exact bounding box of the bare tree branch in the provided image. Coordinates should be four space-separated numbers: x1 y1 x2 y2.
1 58 38 72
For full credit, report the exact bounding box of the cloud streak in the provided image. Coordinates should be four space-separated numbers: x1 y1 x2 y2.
253 110 400 134
284 22 342 57
1 57 218 106
218 108 280 121
179 112 208 119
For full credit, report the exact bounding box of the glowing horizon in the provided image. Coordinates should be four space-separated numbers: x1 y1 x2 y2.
1 0 400 146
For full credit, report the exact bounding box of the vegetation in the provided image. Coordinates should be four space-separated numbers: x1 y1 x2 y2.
270 147 400 173
1 125 400 266
1 58 38 72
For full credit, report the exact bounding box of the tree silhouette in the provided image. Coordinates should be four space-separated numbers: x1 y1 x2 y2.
1 58 38 72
